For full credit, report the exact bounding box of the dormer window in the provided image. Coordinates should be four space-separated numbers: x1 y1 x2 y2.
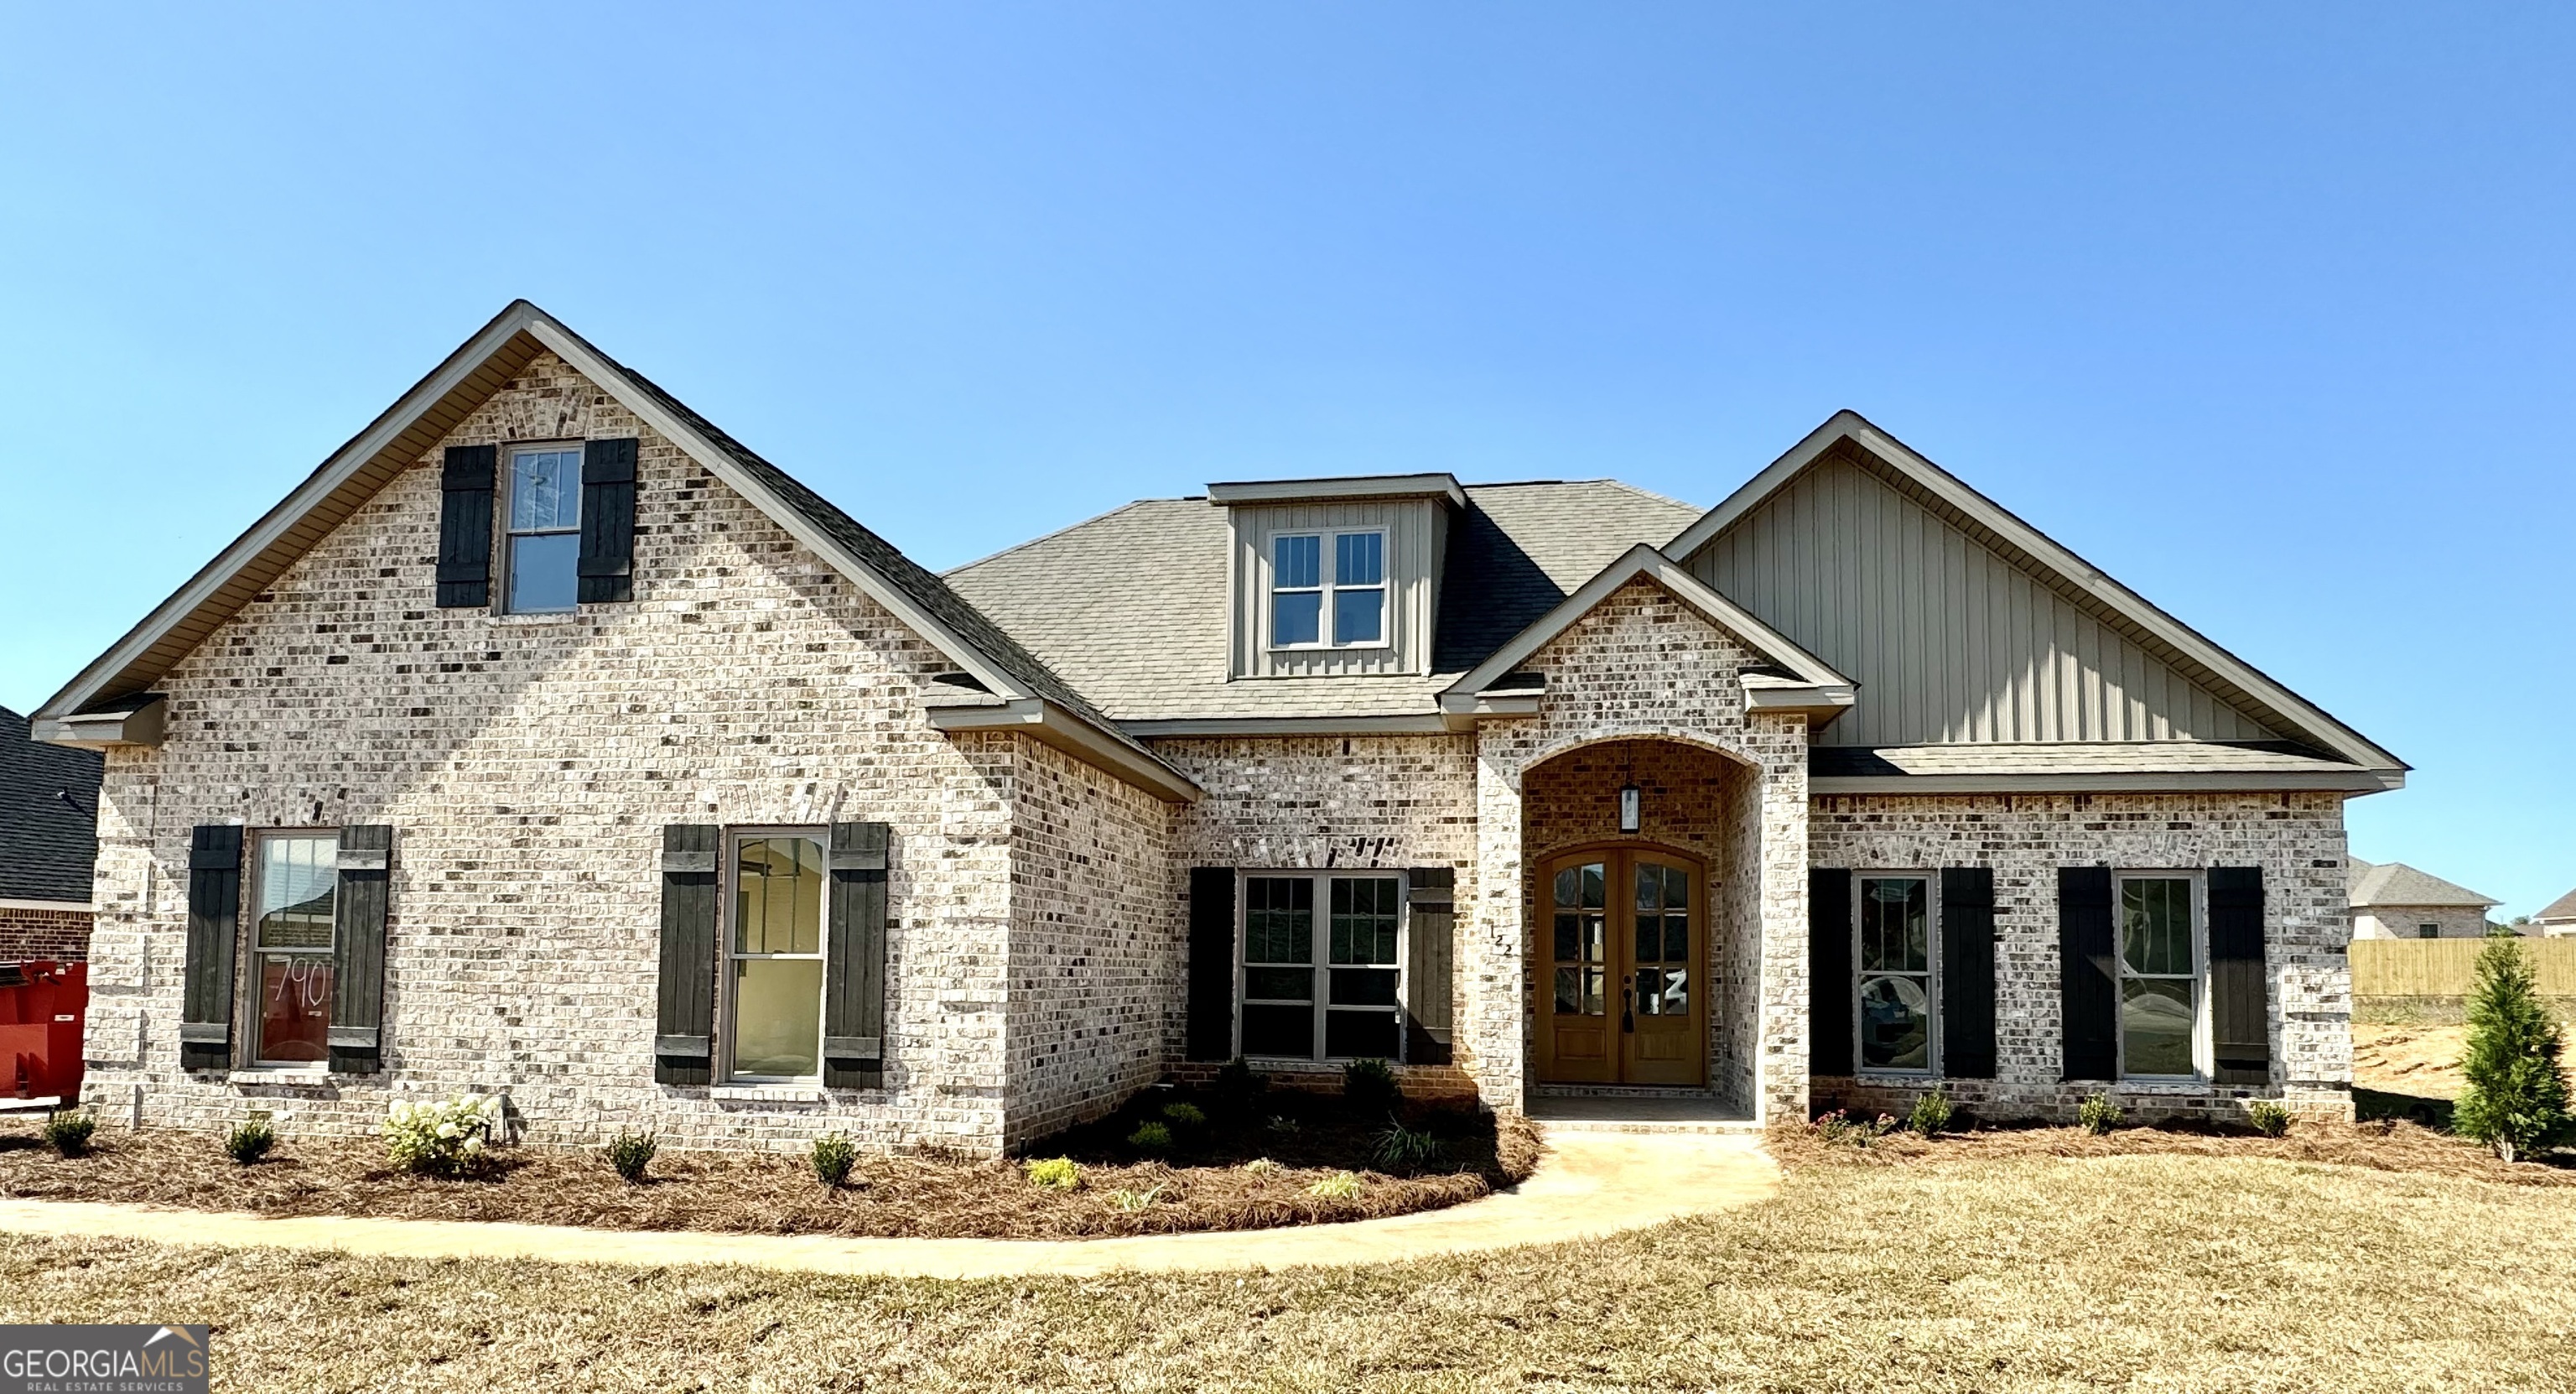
1270 529 1386 649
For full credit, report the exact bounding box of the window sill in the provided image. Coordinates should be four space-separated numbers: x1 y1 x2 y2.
491 611 586 627
226 1069 335 1088
2107 1077 2215 1094
709 1084 827 1105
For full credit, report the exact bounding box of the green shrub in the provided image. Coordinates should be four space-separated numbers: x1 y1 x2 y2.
1909 1089 1954 1138
604 1129 657 1183
1309 1170 1362 1199
1368 1119 1449 1174
2453 937 2574 1163
1024 1157 1080 1191
1811 1109 1897 1147
1161 1102 1207 1129
1126 1121 1174 1155
383 1094 503 1176
1240 1157 1280 1176
2077 1094 2122 1136
225 1118 276 1165
2246 1100 2292 1138
1106 1185 1164 1213
1343 1058 1400 1113
809 1131 859 1187
42 1110 96 1158
1212 1058 1267 1115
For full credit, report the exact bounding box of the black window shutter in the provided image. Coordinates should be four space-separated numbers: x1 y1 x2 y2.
1940 866 1998 1079
1809 868 1853 1078
655 824 719 1086
2059 866 2117 1081
328 825 393 1074
2209 866 2269 1086
1187 867 1238 1062
179 824 243 1071
436 445 496 608
823 822 891 1090
577 437 639 604
1405 867 1456 1065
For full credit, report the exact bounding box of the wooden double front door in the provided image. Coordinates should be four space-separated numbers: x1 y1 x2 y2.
1537 846 1706 1086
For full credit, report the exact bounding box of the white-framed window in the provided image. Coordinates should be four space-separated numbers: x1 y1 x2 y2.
504 442 583 613
1238 871 1406 1061
1854 872 1935 1074
2117 871 2204 1079
724 829 828 1082
245 830 339 1068
1268 528 1388 649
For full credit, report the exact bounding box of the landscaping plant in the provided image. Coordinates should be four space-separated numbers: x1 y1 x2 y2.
604 1129 657 1183
41 1110 96 1158
2452 936 2575 1163
809 1132 859 1187
1024 1157 1080 1191
1811 1108 1897 1147
2246 1100 2292 1138
1308 1170 1362 1199
1343 1058 1399 1114
2077 1093 2122 1136
1211 1058 1267 1116
1368 1118 1448 1174
383 1094 505 1177
1161 1102 1207 1129
1106 1185 1163 1213
1125 1121 1174 1156
225 1118 277 1165
1909 1089 1954 1137
1239 1157 1280 1176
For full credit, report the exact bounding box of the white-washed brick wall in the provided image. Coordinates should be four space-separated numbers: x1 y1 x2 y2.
80 351 1156 1156
1810 791 2354 1121
2352 907 2488 940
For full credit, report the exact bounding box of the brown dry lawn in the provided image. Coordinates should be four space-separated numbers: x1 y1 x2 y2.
6 1132 2573 1391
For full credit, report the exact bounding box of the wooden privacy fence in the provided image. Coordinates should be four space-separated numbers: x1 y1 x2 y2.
2352 938 2576 997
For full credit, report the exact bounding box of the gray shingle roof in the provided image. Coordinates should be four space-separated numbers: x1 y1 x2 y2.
2346 857 2499 910
944 481 1706 722
1 705 102 904
2534 887 2576 923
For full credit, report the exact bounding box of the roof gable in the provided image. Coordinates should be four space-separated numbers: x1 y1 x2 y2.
2347 857 2499 909
2537 887 2576 922
1665 412 2404 771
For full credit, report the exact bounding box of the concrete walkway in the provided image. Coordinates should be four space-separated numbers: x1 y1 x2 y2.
0 1131 1777 1280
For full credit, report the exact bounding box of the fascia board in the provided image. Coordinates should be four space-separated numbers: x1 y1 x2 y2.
925 699 1203 803
1811 769 2405 796
1206 475 1468 509
1124 714 1457 737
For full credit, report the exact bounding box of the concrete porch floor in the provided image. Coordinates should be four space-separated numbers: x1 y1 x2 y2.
1526 1095 1763 1136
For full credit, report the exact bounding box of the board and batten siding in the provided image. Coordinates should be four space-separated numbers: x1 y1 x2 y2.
1684 453 2276 748
1227 498 1442 679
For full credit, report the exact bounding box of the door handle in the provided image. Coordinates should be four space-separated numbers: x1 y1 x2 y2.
1621 1006 1634 1034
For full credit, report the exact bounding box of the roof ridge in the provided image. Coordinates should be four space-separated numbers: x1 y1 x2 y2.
944 497 1169 578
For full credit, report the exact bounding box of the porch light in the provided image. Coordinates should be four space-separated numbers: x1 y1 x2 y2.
1618 783 1641 835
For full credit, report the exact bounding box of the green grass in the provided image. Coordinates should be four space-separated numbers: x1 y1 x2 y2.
3 1153 2572 1391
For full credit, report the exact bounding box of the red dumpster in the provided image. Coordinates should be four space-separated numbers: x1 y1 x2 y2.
0 960 87 1105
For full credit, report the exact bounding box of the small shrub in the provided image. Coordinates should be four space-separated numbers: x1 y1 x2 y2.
41 1110 96 1158
1343 1058 1400 1114
1263 1115 1301 1135
1369 1119 1449 1174
810 1131 859 1187
2078 1094 2122 1136
1909 1089 1955 1138
1212 1058 1268 1115
1811 1109 1898 1147
225 1118 276 1165
2246 1100 2292 1138
2453 936 2574 1163
1107 1185 1164 1213
383 1094 504 1177
1024 1157 1080 1191
604 1129 657 1183
1161 1102 1207 1129
1240 1157 1281 1176
1309 1170 1363 1199
1126 1121 1174 1155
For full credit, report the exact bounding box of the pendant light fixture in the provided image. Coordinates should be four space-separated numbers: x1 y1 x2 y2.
1618 741 1641 835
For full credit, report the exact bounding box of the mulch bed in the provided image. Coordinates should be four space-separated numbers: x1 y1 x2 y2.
1768 1116 2576 1187
0 1089 1540 1240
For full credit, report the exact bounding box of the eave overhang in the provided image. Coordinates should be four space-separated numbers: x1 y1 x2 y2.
31 693 165 750
925 698 1203 804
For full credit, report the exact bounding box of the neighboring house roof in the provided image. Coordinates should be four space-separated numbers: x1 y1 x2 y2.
31 302 1197 802
945 481 1706 726
2532 887 2576 923
2346 857 2501 910
1 705 102 905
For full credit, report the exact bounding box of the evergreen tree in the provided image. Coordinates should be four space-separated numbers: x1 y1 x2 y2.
2451 936 2573 1163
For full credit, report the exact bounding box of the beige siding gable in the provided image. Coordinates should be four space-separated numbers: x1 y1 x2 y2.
1685 450 2278 748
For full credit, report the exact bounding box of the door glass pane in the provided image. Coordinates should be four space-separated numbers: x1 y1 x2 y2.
2121 878 2194 975
1633 969 1665 1016
1554 966 1581 1013
735 837 824 954
2122 980 2196 1075
1663 910 1689 964
731 958 822 1076
1858 975 1930 1070
257 955 333 1063
1553 913 1581 963
1659 968 1688 1014
255 836 338 949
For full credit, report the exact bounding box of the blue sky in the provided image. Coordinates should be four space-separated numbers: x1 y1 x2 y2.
2 6 2568 913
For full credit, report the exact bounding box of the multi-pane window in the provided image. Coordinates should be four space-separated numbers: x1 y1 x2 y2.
1550 861 1607 1018
505 445 582 613
250 833 338 1066
2118 874 2200 1079
1239 872 1406 1061
729 833 827 1080
1268 530 1388 649
1856 875 1933 1072
1632 862 1691 1019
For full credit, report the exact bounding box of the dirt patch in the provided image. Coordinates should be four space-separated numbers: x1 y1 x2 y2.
1768 1115 2576 1186
2353 1022 2471 1100
0 1092 1540 1240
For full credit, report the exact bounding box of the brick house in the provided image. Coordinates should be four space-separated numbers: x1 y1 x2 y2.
34 303 2405 1152
2 704 102 962
2345 858 2500 940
